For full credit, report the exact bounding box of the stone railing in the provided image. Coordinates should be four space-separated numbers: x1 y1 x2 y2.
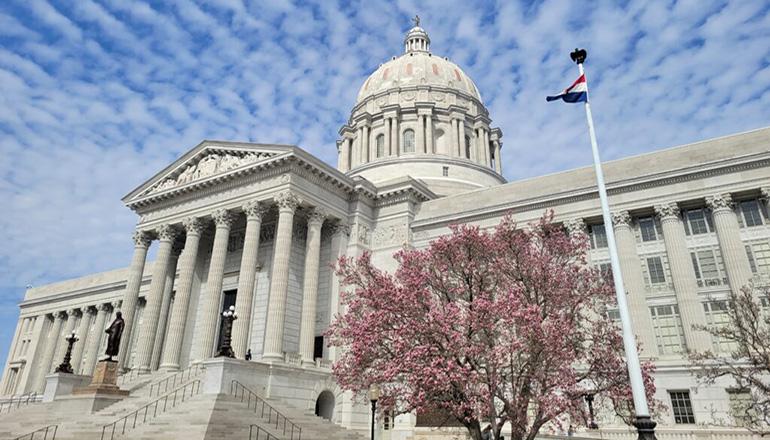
314 358 332 369
283 352 302 366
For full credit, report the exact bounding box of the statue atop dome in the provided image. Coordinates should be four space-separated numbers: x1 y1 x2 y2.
412 15 420 27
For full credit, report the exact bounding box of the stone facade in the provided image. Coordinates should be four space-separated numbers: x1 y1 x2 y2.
2 23 770 440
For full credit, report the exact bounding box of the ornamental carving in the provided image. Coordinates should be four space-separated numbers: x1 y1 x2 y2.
275 191 301 212
330 222 351 237
306 207 328 227
705 193 733 212
373 222 411 247
132 230 152 248
654 203 680 220
97 303 112 312
564 218 586 235
243 200 267 221
148 151 272 194
211 209 234 228
761 186 770 200
354 222 371 246
182 217 205 235
611 211 632 227
156 224 179 242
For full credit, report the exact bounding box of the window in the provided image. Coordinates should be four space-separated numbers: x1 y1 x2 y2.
403 129 415 153
746 242 770 274
683 208 714 235
690 249 726 287
650 305 687 354
589 224 607 249
376 134 385 158
740 200 765 227
464 135 471 159
607 309 620 322
646 257 666 284
442 166 449 177
704 300 736 352
638 217 659 242
669 391 696 424
598 262 612 280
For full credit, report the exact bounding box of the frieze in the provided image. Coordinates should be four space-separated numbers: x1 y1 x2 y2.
372 221 411 248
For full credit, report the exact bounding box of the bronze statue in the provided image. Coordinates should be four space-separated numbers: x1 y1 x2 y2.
104 311 124 361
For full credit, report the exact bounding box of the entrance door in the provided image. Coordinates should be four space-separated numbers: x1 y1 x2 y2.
216 290 237 350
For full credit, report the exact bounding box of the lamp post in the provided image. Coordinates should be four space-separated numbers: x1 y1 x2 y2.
368 383 380 440
215 306 237 358
55 332 79 374
583 393 599 429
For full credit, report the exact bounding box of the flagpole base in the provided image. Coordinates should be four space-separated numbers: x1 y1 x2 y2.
633 415 657 440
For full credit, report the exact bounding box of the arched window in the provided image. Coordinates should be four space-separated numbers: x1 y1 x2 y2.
376 134 385 158
465 136 472 159
403 129 415 153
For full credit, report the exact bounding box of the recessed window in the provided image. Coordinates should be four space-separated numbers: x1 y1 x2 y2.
638 217 659 242
646 257 666 284
464 136 471 159
376 134 385 158
740 200 765 227
403 129 415 153
745 242 770 274
683 208 713 235
669 391 696 424
589 224 608 249
650 305 687 354
442 166 449 177
690 249 725 287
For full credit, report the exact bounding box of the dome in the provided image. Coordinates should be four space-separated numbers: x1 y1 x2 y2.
355 27 482 105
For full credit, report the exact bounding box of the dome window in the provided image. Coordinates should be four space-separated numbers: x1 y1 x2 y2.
432 64 439 75
403 129 415 153
465 136 472 159
406 63 413 75
376 134 385 158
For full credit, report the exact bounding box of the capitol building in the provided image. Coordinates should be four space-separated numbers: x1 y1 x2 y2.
1 22 769 440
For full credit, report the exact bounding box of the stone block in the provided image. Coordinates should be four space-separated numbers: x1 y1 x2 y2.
72 360 129 396
43 373 92 402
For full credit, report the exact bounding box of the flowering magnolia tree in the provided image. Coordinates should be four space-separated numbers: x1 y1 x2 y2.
691 284 770 434
327 213 658 440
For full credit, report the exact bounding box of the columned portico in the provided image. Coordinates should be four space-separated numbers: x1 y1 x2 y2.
118 230 152 370
161 217 204 371
135 224 178 373
232 200 267 359
655 203 711 351
263 191 301 361
194 209 234 362
299 208 327 366
151 241 182 371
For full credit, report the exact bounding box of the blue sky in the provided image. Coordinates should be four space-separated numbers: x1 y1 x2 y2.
0 0 769 369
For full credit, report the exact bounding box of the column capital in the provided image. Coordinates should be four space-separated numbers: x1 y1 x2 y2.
132 230 152 248
84 305 98 315
243 200 267 221
306 207 327 227
761 186 770 200
564 218 587 235
654 202 680 221
97 303 112 312
611 211 632 228
331 221 351 237
156 224 179 242
182 217 205 235
111 300 122 310
705 193 734 212
54 311 67 320
66 308 79 318
275 191 301 213
211 208 234 228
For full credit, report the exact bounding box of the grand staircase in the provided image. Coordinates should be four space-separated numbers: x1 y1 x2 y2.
1 366 367 440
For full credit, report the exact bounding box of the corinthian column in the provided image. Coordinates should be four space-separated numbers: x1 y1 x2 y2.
34 312 64 391
53 309 78 370
706 194 753 293
135 224 178 373
611 211 658 357
299 208 327 366
70 307 94 373
232 200 266 358
83 303 110 376
194 209 233 362
151 241 182 371
118 230 152 370
263 191 301 361
161 217 204 371
655 203 711 352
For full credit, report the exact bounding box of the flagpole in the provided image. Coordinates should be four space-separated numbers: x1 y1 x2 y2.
570 48 656 440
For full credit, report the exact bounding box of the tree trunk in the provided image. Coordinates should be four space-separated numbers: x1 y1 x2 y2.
465 419 483 440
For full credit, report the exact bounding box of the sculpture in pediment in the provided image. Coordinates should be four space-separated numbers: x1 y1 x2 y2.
148 151 271 194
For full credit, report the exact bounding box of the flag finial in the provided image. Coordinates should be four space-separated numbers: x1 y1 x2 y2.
570 48 587 64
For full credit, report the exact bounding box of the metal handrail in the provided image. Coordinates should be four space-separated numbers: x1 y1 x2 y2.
148 363 204 397
249 424 279 440
1 392 39 413
13 424 57 440
100 379 201 440
230 380 301 440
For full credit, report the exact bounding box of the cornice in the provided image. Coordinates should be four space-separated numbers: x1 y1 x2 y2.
348 84 490 122
412 152 770 231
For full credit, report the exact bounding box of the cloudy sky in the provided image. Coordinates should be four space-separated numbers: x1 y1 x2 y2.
0 0 769 368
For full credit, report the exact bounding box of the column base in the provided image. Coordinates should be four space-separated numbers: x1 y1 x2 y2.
158 363 181 373
260 353 283 363
632 415 657 440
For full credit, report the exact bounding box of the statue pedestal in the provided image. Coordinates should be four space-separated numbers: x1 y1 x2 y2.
73 360 129 396
43 373 92 402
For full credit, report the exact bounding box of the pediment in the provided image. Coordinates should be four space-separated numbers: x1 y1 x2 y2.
124 141 293 205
